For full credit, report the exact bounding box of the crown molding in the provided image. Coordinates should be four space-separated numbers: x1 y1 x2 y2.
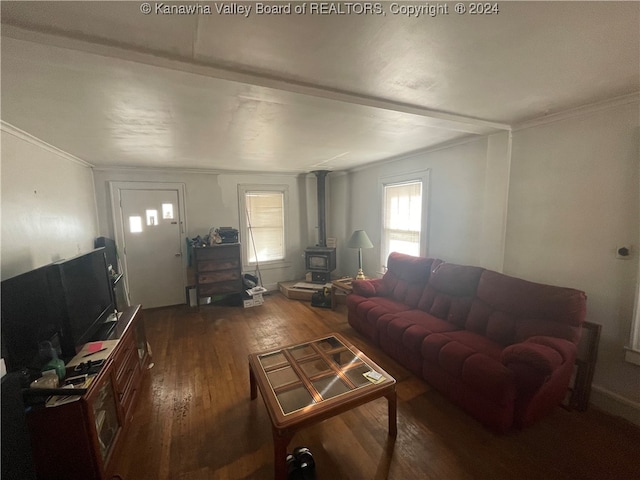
347 134 483 173
92 165 302 177
1 121 93 168
513 92 640 131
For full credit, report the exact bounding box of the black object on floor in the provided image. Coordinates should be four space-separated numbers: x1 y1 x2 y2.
287 446 316 480
311 288 331 309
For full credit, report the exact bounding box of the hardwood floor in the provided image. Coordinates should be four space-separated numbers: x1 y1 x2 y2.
111 293 640 480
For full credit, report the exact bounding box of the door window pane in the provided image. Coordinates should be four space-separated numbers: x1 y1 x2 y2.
146 209 158 226
129 216 143 233
162 203 174 219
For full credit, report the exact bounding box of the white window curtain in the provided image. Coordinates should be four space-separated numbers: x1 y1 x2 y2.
626 260 640 365
382 180 422 267
244 191 285 263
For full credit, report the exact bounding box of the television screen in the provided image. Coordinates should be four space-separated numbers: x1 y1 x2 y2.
1 265 62 372
1 248 116 371
54 248 115 354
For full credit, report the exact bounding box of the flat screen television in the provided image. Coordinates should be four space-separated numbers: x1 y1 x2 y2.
1 264 63 372
1 248 115 373
52 248 116 358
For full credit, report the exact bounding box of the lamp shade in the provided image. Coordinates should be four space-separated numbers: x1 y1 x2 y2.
347 230 373 249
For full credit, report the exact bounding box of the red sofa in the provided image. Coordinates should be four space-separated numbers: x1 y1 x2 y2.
347 252 587 432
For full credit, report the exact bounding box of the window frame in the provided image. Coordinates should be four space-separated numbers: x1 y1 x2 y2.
378 170 430 271
238 184 290 270
626 259 640 365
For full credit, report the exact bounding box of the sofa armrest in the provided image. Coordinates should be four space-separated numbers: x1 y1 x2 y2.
352 278 388 297
502 342 563 376
501 336 576 395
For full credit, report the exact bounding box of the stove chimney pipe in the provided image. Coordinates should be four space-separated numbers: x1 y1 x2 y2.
312 170 330 247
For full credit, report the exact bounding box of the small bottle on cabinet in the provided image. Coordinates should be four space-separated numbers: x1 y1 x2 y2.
39 341 66 382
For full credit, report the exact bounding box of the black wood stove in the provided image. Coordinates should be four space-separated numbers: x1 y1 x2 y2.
304 170 336 283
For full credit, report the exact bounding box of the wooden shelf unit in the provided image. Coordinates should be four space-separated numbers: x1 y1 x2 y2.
26 305 149 480
193 244 242 308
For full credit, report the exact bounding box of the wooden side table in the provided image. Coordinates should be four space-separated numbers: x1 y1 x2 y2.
331 278 354 310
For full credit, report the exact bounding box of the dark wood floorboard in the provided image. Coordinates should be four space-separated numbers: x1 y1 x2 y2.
110 293 640 480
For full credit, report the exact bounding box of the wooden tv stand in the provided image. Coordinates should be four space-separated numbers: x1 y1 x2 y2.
26 305 149 480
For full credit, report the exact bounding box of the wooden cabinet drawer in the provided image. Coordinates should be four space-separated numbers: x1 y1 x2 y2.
113 334 141 422
114 335 136 390
193 244 242 304
199 280 243 296
198 269 240 284
197 258 240 272
119 364 141 422
195 244 239 260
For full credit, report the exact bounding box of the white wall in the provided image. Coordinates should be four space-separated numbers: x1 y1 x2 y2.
506 101 640 422
337 99 640 424
338 135 500 278
478 131 511 271
92 168 309 289
1 127 98 280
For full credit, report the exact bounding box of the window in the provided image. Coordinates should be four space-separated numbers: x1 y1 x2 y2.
129 216 143 233
380 172 429 269
162 203 174 219
626 261 640 366
239 186 288 265
146 209 158 226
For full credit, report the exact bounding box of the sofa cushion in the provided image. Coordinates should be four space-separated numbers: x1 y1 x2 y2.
418 263 484 325
351 278 379 297
439 330 504 360
382 253 440 308
421 331 516 405
377 310 459 375
469 270 587 345
347 294 411 344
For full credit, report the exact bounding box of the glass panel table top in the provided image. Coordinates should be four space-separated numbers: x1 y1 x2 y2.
255 334 387 415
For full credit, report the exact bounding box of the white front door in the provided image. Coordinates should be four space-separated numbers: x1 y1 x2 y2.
118 188 185 308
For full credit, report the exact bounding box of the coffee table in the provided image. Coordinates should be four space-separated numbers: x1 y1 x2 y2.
248 333 397 479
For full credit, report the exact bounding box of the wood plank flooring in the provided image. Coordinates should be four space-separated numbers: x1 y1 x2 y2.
111 293 640 480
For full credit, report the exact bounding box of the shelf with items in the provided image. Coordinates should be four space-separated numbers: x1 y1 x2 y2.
26 304 149 480
193 243 242 309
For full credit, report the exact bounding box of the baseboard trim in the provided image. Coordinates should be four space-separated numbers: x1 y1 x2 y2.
589 384 640 426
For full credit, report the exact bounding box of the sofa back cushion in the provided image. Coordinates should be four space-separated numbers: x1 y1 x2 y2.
418 263 484 326
467 270 587 345
382 253 440 308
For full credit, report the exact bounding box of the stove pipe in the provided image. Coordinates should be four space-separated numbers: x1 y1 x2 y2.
312 170 330 247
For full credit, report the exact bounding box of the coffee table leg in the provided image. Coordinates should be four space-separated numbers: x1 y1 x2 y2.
273 428 293 480
249 363 257 400
386 390 397 437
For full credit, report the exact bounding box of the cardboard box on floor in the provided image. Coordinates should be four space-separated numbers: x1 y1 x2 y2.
243 293 264 308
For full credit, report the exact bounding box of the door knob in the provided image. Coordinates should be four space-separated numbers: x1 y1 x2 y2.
175 253 182 257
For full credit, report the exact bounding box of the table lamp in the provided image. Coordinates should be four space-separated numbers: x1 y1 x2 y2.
347 230 373 280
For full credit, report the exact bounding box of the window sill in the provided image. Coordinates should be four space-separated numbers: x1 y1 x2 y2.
624 347 640 366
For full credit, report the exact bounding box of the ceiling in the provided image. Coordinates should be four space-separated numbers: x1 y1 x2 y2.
1 1 638 173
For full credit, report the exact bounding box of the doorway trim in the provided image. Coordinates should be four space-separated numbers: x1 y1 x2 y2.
109 181 188 305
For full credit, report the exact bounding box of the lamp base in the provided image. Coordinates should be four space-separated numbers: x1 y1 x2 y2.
355 269 366 280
